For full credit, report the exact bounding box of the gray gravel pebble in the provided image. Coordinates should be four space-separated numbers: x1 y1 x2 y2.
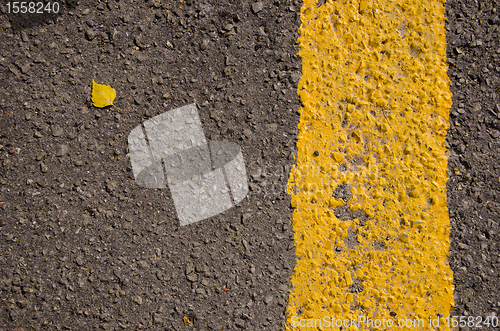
133 295 143 305
85 29 97 40
252 2 264 13
56 144 69 156
35 150 47 161
264 294 273 304
40 162 48 173
51 125 63 137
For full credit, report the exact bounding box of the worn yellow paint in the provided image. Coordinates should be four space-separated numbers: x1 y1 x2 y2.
286 0 454 329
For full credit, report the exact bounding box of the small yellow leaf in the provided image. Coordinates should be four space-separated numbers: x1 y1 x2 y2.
91 80 116 108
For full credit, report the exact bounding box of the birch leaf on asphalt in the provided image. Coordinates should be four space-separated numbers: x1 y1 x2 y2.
91 80 116 108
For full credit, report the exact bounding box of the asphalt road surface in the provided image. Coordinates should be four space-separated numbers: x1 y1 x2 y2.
0 0 499 330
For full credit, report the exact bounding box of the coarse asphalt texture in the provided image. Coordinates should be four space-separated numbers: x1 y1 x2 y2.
0 0 499 330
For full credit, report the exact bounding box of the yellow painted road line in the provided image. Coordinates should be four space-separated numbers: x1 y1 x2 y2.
286 0 454 329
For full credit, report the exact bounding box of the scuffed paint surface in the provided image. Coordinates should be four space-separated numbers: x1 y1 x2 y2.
286 0 454 329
